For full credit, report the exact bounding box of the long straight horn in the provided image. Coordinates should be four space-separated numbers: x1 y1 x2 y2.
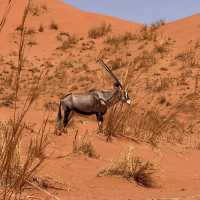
97 59 122 88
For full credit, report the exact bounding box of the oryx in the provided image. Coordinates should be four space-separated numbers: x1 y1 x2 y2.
55 59 131 135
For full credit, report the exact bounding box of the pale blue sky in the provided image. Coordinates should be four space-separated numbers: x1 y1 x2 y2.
64 0 200 24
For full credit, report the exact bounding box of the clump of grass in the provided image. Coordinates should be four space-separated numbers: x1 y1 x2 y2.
138 25 157 42
57 35 78 50
133 50 156 70
72 132 99 158
29 4 40 16
137 20 165 42
38 24 44 32
150 19 165 30
145 77 174 92
104 102 132 142
153 42 170 54
98 147 156 187
175 48 200 68
44 101 58 112
26 27 36 35
0 1 49 199
128 105 184 146
29 3 47 16
0 118 49 199
108 58 127 70
27 40 37 47
88 22 111 39
60 60 74 68
105 32 136 47
0 92 15 107
30 119 49 160
49 21 58 30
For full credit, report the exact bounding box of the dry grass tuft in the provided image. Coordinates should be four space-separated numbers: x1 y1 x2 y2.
57 34 78 50
127 101 186 146
105 32 136 47
88 22 111 39
133 50 157 70
175 48 200 68
72 132 99 158
98 147 156 187
38 24 44 32
0 1 49 199
0 0 13 33
108 57 128 70
0 118 48 199
138 25 158 41
104 102 132 142
49 21 58 30
150 19 165 30
138 20 165 42
30 118 49 160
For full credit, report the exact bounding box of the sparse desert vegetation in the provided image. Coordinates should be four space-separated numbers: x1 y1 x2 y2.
72 132 99 158
98 147 156 187
88 22 112 39
1 0 200 200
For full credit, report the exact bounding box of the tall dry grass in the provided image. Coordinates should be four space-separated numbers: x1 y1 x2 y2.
0 0 13 33
103 62 189 146
0 0 49 199
104 102 132 142
103 65 140 142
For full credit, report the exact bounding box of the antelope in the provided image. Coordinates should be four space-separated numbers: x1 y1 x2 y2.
55 59 131 135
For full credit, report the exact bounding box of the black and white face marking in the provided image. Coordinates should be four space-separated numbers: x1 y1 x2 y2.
122 89 131 104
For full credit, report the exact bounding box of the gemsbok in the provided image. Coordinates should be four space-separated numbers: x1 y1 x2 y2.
55 59 131 135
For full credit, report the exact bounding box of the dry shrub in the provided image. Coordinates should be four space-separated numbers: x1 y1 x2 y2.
30 118 49 160
72 132 99 158
60 60 74 68
145 77 174 92
0 92 15 108
98 147 156 187
153 42 170 54
0 119 48 199
103 65 138 142
108 57 128 70
104 102 132 141
133 50 156 70
44 101 58 112
31 3 47 16
49 21 58 30
105 32 136 47
57 35 78 50
131 109 182 145
175 48 200 68
26 27 36 35
138 25 158 41
150 19 165 30
102 88 180 146
88 22 111 39
0 1 49 199
38 24 44 32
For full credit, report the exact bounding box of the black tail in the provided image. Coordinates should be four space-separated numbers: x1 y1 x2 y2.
56 101 62 130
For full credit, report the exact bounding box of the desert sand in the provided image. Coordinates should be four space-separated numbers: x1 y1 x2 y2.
1 0 200 200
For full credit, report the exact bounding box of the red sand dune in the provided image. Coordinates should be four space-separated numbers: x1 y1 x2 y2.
1 0 200 200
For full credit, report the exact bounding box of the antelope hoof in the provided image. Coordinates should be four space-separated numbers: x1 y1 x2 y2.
54 128 62 136
96 128 104 135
